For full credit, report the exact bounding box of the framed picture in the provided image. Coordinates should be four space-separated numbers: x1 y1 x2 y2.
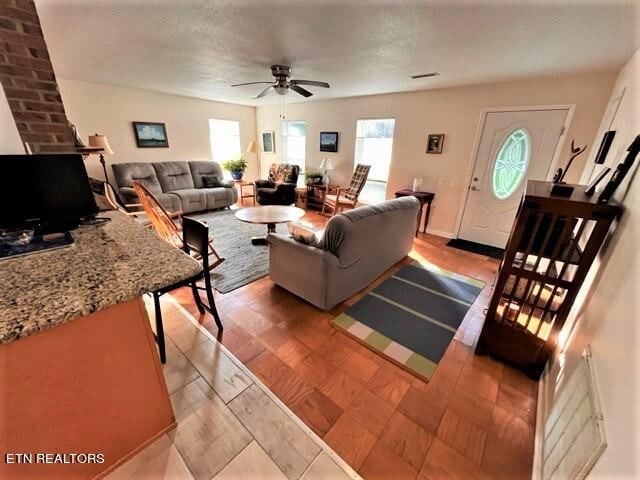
320 132 339 152
133 122 169 148
262 131 275 153
426 133 445 154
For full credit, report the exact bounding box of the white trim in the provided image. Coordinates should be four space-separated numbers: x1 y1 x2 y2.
163 295 363 480
425 227 455 238
532 363 549 480
453 104 575 240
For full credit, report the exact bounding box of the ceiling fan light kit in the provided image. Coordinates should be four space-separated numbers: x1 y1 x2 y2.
232 64 330 99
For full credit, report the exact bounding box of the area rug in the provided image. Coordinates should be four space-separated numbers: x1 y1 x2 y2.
191 209 286 294
446 238 504 260
332 263 484 380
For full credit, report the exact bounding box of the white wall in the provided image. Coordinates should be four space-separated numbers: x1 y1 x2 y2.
545 49 640 479
58 79 257 183
0 87 24 154
257 72 615 236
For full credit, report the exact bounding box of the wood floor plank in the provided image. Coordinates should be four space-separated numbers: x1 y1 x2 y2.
324 414 377 469
183 339 252 403
420 438 480 480
291 389 344 437
398 386 446 434
359 440 418 480
345 389 394 437
436 409 488 465
169 377 252 479
367 364 412 407
380 411 433 470
229 384 321 480
320 370 364 410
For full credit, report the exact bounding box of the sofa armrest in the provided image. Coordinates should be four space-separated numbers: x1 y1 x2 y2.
255 179 274 189
275 182 297 194
118 186 138 203
267 233 334 310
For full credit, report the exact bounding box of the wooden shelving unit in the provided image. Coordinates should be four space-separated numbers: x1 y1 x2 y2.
476 180 622 378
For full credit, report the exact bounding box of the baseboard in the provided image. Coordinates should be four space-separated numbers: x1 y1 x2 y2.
425 227 455 239
532 364 549 480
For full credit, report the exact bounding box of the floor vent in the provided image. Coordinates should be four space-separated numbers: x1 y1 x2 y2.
543 347 606 480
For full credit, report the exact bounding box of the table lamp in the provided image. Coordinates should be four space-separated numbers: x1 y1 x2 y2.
319 158 334 185
88 134 114 184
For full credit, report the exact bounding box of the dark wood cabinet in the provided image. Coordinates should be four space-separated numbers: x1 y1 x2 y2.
476 180 622 379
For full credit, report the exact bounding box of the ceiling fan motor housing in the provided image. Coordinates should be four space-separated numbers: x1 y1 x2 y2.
271 64 292 79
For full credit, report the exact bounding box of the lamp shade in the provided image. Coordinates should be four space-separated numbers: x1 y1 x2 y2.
88 134 114 155
246 140 258 153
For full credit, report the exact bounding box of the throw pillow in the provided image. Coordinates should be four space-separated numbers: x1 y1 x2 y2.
288 221 319 246
202 174 223 188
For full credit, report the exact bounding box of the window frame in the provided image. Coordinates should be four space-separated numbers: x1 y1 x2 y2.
353 117 397 203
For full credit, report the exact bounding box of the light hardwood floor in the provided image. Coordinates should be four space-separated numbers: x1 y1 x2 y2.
168 210 537 479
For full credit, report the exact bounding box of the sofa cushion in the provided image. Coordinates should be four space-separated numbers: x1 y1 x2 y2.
170 189 207 214
201 187 234 210
189 161 225 188
153 162 195 192
155 192 182 213
112 162 163 195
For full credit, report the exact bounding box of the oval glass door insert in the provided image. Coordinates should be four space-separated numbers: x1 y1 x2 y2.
491 128 531 200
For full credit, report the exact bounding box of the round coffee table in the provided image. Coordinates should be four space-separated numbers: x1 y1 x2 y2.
235 205 305 245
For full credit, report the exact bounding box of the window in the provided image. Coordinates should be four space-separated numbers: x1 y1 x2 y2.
354 118 396 202
209 119 241 168
282 121 306 178
491 128 530 200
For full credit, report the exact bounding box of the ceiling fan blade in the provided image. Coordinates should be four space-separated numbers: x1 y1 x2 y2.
290 84 313 97
291 79 330 88
255 85 273 99
231 81 273 87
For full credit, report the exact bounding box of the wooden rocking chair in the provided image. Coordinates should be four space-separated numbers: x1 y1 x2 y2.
132 182 225 268
322 164 371 216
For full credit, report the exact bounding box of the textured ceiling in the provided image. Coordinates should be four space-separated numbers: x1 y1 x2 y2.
37 0 640 106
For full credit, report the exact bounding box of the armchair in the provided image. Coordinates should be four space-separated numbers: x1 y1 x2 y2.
255 163 300 205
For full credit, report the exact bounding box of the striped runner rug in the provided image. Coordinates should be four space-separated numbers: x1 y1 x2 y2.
332 263 484 381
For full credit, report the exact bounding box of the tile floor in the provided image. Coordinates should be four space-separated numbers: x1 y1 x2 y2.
106 296 359 480
160 211 538 479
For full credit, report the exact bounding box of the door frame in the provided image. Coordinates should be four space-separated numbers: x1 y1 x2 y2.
453 104 575 241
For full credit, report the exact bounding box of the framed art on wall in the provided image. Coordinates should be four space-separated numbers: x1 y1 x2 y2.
133 122 169 148
426 133 445 154
262 131 275 153
320 132 339 152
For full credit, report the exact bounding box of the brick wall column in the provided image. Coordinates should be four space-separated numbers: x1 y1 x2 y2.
0 0 75 153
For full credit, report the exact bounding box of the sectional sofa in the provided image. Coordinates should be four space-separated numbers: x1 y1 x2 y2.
112 161 238 213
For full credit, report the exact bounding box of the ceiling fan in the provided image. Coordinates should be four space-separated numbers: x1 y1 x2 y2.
231 65 330 99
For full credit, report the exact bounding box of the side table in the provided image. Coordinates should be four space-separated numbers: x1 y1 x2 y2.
394 189 435 237
234 180 255 206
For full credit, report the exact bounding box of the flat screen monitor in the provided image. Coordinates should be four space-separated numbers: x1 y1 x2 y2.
0 154 98 232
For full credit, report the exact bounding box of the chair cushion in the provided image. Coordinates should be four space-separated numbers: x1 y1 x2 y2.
155 192 182 213
154 162 196 192
112 162 163 195
325 194 356 206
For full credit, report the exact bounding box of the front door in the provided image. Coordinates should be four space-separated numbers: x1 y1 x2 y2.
458 108 569 248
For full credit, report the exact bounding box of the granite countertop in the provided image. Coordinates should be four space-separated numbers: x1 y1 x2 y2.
0 211 201 345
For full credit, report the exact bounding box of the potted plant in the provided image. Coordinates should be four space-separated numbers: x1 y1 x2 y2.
222 156 248 181
305 170 324 185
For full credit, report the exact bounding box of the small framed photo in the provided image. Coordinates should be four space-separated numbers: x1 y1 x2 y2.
133 122 169 148
320 132 339 152
426 133 445 154
262 131 275 153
